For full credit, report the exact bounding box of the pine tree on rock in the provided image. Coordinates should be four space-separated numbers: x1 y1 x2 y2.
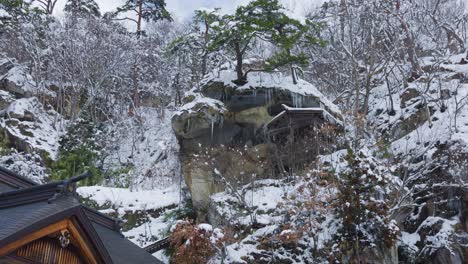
207 0 323 85
113 0 172 35
266 17 324 84
64 0 100 18
208 0 287 85
167 8 222 89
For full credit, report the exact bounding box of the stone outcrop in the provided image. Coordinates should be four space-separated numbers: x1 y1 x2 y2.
172 67 342 219
0 97 64 160
0 64 36 98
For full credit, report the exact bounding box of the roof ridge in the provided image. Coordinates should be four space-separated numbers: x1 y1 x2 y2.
0 182 66 208
0 172 93 209
0 166 38 189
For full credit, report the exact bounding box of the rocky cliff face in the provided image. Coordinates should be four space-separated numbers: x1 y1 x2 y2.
367 53 468 263
172 66 343 219
0 58 64 182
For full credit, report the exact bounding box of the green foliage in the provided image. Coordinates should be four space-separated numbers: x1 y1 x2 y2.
163 199 195 223
64 0 101 17
0 128 10 156
51 145 103 185
331 149 398 261
265 50 309 72
0 0 43 30
112 0 172 30
375 138 392 159
108 166 134 188
199 0 324 83
51 111 106 186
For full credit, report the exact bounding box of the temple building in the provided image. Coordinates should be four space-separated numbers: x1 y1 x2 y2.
0 167 163 264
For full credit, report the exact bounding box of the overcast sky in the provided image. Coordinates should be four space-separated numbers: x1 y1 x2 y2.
54 0 326 22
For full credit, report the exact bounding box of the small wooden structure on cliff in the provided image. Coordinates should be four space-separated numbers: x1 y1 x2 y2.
265 104 343 176
0 167 163 264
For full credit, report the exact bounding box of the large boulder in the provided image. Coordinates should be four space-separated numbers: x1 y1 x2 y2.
400 87 421 108
0 65 36 97
0 90 15 110
182 144 270 218
390 107 430 140
0 58 14 77
172 67 343 219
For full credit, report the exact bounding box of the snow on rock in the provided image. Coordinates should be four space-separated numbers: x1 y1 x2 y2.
417 216 459 255
124 208 176 247
0 64 52 98
0 149 48 183
104 107 181 190
77 185 181 213
210 179 289 226
367 54 468 160
174 92 226 116
0 97 65 160
210 176 337 263
78 185 182 258
399 231 420 253
202 63 342 117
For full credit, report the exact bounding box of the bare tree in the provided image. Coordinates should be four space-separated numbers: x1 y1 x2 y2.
35 0 58 14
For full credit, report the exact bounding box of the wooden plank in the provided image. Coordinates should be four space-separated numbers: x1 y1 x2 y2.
67 219 98 264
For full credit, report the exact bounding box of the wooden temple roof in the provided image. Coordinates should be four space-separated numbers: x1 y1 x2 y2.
0 167 163 264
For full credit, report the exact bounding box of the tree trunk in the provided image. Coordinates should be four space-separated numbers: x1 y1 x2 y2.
291 66 297 85
233 42 246 85
288 49 297 84
362 73 371 115
201 19 210 76
339 0 347 42
396 1 422 81
137 0 143 35
385 73 396 115
129 63 140 116
443 26 465 54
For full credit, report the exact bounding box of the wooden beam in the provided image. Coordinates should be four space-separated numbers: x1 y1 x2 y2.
68 219 98 264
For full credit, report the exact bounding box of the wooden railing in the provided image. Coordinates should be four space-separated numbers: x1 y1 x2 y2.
143 237 170 254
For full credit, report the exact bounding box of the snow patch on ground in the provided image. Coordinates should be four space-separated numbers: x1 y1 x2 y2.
77 185 181 213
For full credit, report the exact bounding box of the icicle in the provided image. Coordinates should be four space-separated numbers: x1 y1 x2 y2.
211 117 215 141
219 115 224 128
292 92 303 108
265 88 272 106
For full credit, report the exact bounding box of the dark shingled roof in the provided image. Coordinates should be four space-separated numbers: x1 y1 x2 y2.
0 166 37 193
0 195 80 245
0 167 163 264
93 223 163 264
0 183 14 193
